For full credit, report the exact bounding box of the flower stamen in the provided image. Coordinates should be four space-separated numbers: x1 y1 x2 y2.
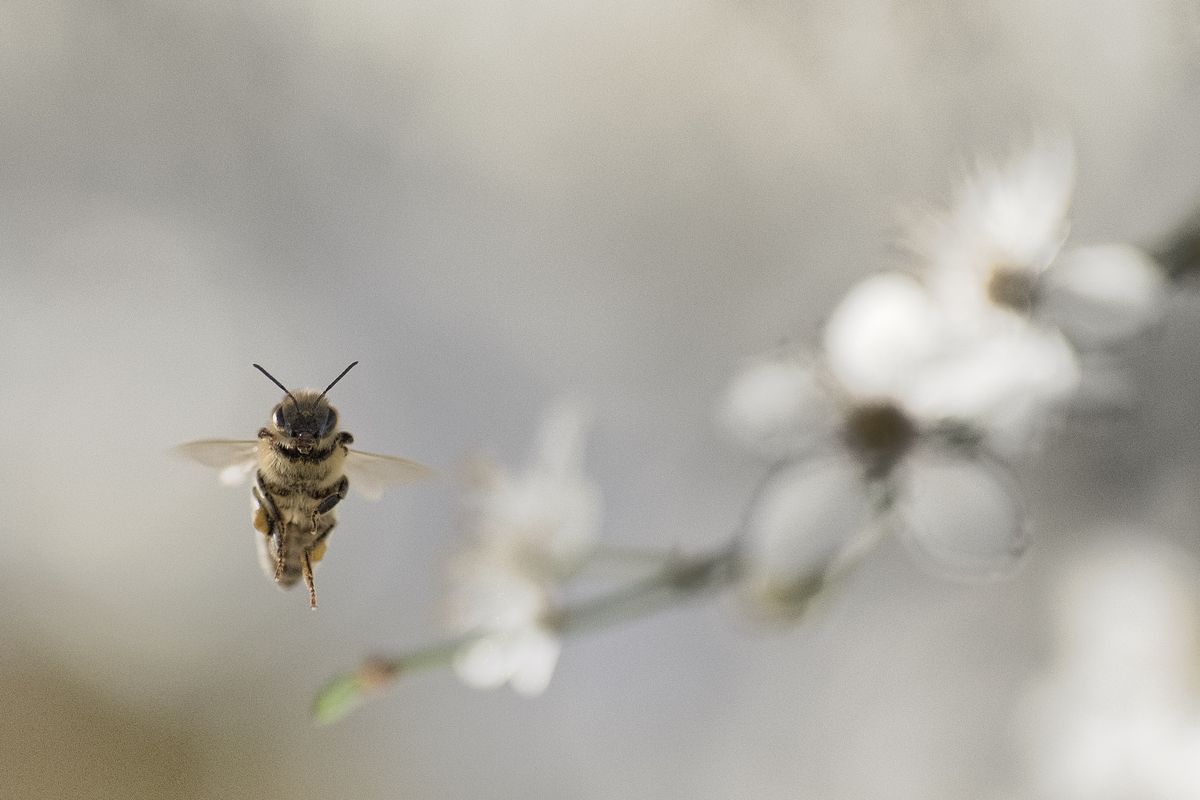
986 263 1039 314
843 402 917 477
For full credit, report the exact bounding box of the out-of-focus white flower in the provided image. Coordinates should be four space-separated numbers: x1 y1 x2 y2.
1019 540 1200 800
913 139 1166 351
1039 243 1167 347
725 137 1165 614
445 402 600 696
824 270 1079 451
725 273 1028 614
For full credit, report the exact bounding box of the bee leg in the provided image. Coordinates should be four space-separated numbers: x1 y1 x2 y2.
301 547 317 609
310 475 349 529
253 471 282 522
273 535 286 582
300 519 337 609
253 471 286 581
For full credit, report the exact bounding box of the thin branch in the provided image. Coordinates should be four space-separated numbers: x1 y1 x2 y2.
311 638 471 724
312 547 739 724
547 547 738 635
1152 205 1200 282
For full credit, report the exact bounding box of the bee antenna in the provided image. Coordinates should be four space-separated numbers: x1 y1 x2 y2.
252 363 300 409
319 361 359 401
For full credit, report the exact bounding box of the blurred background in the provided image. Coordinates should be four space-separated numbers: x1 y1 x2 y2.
2 1 1200 797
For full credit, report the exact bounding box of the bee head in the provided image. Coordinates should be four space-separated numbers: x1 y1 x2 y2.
269 391 338 447
254 362 357 451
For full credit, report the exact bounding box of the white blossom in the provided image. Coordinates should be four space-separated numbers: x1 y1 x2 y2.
913 139 1166 352
1019 541 1200 800
445 402 600 696
823 269 1079 450
726 273 1028 614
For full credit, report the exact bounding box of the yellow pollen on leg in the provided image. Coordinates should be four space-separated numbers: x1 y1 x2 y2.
310 541 328 564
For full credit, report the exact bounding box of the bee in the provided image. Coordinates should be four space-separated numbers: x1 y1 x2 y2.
179 361 432 609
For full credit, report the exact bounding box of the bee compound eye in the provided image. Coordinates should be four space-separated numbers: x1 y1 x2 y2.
272 406 287 430
320 408 337 436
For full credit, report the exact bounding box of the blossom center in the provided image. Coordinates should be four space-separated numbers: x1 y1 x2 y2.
843 402 916 476
986 264 1039 314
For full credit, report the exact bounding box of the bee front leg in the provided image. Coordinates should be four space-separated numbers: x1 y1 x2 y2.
254 470 286 581
310 475 349 529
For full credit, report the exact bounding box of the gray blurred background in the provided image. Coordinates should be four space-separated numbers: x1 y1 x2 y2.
2 1 1200 797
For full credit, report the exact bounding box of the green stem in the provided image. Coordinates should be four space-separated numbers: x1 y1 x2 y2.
312 547 739 724
549 547 737 635
312 637 470 725
564 544 701 585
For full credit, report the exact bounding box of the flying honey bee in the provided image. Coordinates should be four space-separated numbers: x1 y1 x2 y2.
179 361 432 609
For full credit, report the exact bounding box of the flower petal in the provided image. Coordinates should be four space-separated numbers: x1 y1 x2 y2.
902 325 1081 453
1041 244 1166 348
822 271 944 401
480 471 601 568
452 628 562 697
962 139 1075 271
506 628 562 697
895 447 1027 580
721 355 839 458
913 138 1074 330
1054 541 1200 689
467 401 603 572
453 634 515 691
740 452 874 611
445 557 546 632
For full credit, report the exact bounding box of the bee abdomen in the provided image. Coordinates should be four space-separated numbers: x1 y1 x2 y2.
275 567 303 588
258 536 305 588
255 519 333 591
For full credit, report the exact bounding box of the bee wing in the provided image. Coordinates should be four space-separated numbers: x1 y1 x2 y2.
177 440 260 486
344 450 435 500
